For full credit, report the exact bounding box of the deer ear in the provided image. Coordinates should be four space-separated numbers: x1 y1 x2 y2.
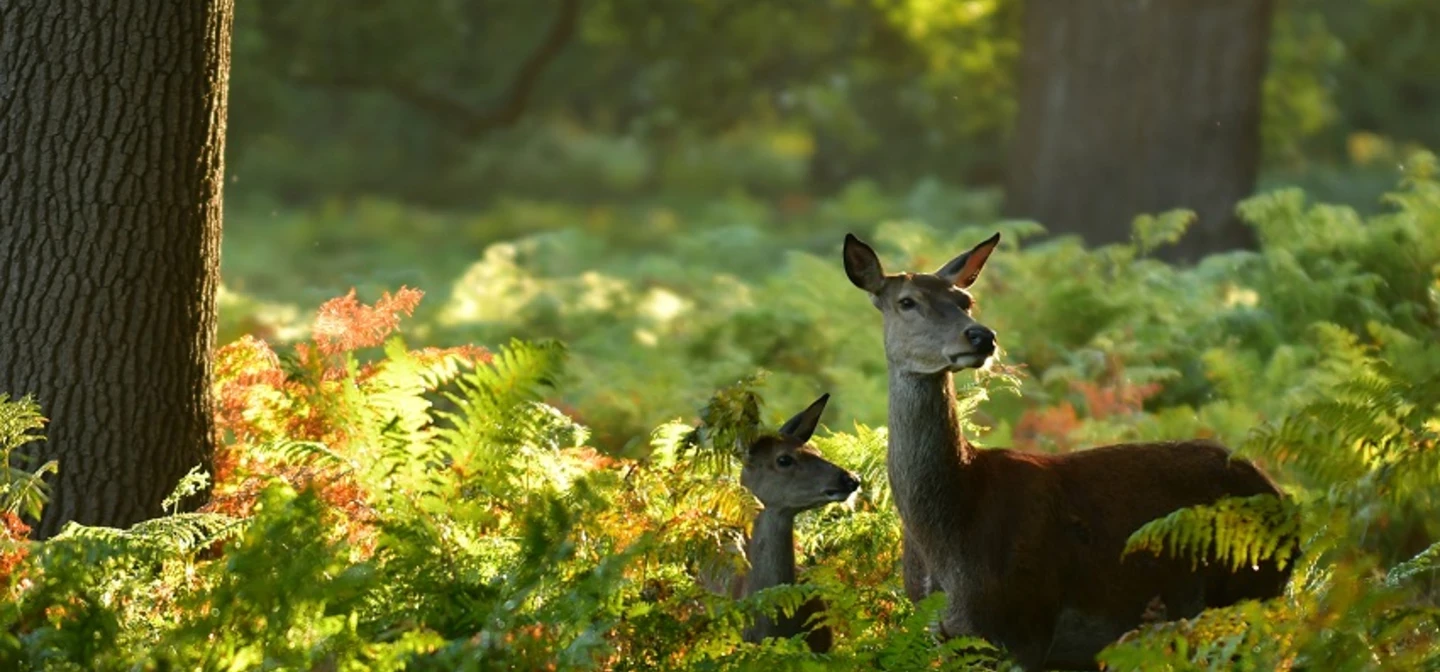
778 393 829 443
843 234 886 294
935 232 1001 289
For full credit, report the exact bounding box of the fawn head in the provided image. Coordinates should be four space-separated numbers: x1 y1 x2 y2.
843 232 1001 375
741 393 861 515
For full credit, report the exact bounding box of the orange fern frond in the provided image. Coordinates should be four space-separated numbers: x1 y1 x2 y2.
311 287 424 356
212 335 290 444
0 512 31 587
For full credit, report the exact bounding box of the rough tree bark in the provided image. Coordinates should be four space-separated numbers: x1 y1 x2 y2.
0 1 234 537
1004 0 1275 262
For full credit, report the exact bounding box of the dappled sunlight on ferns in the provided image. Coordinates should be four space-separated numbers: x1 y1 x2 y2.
1104 241 1440 667
2 158 1439 668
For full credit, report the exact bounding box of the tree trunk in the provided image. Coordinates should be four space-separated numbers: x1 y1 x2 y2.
1004 0 1274 262
0 0 233 537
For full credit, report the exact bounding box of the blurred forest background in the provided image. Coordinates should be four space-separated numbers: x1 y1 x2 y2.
221 0 1440 451
228 0 1437 208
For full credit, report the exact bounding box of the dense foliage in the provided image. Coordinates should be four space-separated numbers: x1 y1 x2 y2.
227 0 1439 208
3 154 1438 669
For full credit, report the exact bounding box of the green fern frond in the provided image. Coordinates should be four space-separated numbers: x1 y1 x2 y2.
52 512 241 559
1132 209 1197 257
955 367 1021 443
648 419 697 468
1385 541 1440 587
524 400 591 451
354 337 486 454
674 372 769 476
127 514 245 555
1245 325 1440 508
0 393 46 453
251 438 353 470
1245 404 1392 488
865 592 1000 671
735 582 819 630
437 338 568 455
1124 494 1301 572
161 467 211 516
0 393 56 520
1099 599 1296 671
811 424 890 509
679 479 755 533
380 337 481 390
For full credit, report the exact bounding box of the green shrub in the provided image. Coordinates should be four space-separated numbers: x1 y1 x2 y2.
8 156 1436 669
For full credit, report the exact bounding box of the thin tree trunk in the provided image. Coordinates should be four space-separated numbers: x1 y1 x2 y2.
0 0 233 537
1004 0 1274 262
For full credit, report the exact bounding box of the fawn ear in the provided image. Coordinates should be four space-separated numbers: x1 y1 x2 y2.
843 234 886 294
778 393 829 443
936 232 1001 289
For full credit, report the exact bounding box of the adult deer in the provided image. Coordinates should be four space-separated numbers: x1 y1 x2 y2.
737 393 861 652
842 232 1289 670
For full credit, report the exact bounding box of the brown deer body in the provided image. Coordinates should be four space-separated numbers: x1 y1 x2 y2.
843 233 1289 670
737 393 861 652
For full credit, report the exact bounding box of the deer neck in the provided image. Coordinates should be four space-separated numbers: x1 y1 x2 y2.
744 507 798 595
886 368 978 527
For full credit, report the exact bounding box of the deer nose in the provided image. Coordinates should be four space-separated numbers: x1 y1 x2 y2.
824 472 861 500
964 325 996 349
842 472 861 492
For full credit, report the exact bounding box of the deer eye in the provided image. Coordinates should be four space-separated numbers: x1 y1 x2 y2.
776 454 795 468
896 297 918 310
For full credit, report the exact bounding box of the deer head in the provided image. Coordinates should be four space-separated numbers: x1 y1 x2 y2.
741 393 861 515
842 232 1001 375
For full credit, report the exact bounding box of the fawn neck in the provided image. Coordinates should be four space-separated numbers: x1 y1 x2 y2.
744 507 798 594
887 368 978 528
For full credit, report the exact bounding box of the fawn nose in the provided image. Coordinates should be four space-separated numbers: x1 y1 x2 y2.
828 472 861 499
964 325 996 350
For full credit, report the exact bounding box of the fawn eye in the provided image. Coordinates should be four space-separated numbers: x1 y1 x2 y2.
897 297 918 310
776 455 795 468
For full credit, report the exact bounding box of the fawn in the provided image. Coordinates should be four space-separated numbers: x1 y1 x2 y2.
842 232 1290 670
736 393 861 652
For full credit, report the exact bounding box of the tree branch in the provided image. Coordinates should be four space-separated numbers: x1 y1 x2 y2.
467 0 581 136
293 0 581 139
